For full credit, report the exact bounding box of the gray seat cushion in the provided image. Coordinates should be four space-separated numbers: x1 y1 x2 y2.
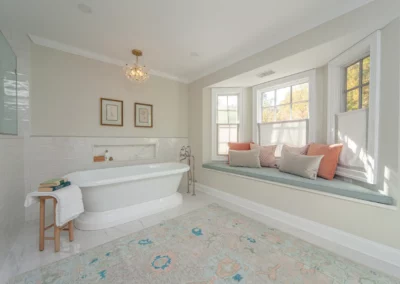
203 162 394 205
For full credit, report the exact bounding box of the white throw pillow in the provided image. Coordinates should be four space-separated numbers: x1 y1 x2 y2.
279 150 323 180
229 149 261 168
282 144 310 155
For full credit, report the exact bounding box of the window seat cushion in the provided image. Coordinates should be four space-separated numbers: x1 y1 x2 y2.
202 162 394 205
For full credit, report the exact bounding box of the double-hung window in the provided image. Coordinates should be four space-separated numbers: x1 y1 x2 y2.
345 56 370 111
327 31 380 184
212 88 242 160
253 70 316 151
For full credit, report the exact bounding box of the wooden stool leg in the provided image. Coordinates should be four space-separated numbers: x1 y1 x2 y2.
53 199 60 252
39 198 45 251
68 221 74 242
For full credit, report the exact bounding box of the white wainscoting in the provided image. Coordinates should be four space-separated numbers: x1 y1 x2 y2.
0 138 25 270
25 136 188 221
196 183 400 278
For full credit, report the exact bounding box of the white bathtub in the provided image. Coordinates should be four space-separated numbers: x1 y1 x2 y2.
65 162 189 230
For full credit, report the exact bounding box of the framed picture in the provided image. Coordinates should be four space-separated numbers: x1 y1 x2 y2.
101 98 123 126
134 103 153 128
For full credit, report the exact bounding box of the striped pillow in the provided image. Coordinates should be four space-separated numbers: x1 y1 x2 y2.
250 144 277 168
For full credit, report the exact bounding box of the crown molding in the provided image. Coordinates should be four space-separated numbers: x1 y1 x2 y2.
28 34 189 84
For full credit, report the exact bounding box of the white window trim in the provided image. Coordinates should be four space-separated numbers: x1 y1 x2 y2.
327 31 381 184
252 69 317 143
211 88 244 161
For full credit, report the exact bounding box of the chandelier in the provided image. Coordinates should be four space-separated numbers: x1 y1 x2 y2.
124 49 149 82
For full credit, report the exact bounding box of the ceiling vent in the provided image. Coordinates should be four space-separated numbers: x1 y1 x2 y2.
257 70 275 78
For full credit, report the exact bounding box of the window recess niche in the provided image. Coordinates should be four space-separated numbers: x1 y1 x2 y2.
327 31 381 184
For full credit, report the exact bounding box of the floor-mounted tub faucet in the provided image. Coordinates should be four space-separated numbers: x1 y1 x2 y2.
180 146 196 196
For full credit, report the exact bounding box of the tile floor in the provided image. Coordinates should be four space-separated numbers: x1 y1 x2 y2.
0 189 397 283
0 189 215 283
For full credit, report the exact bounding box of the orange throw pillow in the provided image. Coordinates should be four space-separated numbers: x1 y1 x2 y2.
228 142 251 151
307 143 343 180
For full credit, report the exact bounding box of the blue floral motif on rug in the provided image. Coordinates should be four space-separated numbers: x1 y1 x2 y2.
8 204 400 283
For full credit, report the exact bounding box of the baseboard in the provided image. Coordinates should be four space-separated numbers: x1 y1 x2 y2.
196 183 400 278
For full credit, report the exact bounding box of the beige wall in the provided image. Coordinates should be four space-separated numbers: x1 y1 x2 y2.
189 1 400 249
202 88 211 162
379 17 400 201
31 44 188 138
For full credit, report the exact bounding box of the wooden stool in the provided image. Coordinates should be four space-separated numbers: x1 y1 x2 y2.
39 196 74 252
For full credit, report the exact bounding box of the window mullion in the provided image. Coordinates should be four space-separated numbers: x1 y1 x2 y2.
290 86 293 120
228 124 231 144
346 86 361 92
274 90 277 121
216 125 219 155
344 67 348 112
359 58 363 109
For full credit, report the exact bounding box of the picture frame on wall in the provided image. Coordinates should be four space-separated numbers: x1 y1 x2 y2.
101 98 123 126
134 103 153 128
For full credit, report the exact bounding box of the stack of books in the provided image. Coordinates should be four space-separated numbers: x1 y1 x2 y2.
38 178 71 192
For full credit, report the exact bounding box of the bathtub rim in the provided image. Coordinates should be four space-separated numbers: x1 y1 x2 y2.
65 162 190 188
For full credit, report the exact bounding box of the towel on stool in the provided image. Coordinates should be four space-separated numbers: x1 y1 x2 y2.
25 184 84 227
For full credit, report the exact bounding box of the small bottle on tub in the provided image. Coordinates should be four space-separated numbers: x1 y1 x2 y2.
104 150 110 161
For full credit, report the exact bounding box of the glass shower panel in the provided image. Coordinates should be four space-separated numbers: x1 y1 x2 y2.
0 31 17 135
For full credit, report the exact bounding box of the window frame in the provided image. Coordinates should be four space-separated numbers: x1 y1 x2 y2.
327 31 381 184
211 88 244 161
252 70 317 144
260 83 310 123
344 56 370 111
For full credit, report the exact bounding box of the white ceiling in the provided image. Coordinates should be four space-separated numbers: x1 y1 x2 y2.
212 32 369 87
0 0 373 83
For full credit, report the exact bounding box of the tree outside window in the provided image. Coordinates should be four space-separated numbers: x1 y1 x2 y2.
261 83 309 123
345 56 370 111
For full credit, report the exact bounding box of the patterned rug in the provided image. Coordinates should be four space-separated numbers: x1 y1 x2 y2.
9 204 400 283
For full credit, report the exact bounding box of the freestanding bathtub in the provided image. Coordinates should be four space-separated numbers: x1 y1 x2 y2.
65 162 189 230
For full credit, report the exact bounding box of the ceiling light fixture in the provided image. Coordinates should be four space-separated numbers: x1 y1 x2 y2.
124 49 149 83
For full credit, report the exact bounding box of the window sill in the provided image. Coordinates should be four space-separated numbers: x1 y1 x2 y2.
202 162 396 209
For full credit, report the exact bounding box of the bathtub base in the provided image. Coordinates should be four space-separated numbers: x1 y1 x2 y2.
75 192 183 230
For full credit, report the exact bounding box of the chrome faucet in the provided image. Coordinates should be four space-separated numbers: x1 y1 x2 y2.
179 146 190 162
180 146 196 196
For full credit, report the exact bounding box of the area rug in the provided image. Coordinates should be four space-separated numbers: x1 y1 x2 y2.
9 204 400 283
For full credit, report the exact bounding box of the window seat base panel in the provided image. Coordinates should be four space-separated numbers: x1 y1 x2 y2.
202 162 394 206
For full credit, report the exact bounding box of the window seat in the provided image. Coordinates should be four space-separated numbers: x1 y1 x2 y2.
202 162 394 206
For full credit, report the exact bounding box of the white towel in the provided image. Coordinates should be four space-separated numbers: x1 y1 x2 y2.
24 184 84 227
